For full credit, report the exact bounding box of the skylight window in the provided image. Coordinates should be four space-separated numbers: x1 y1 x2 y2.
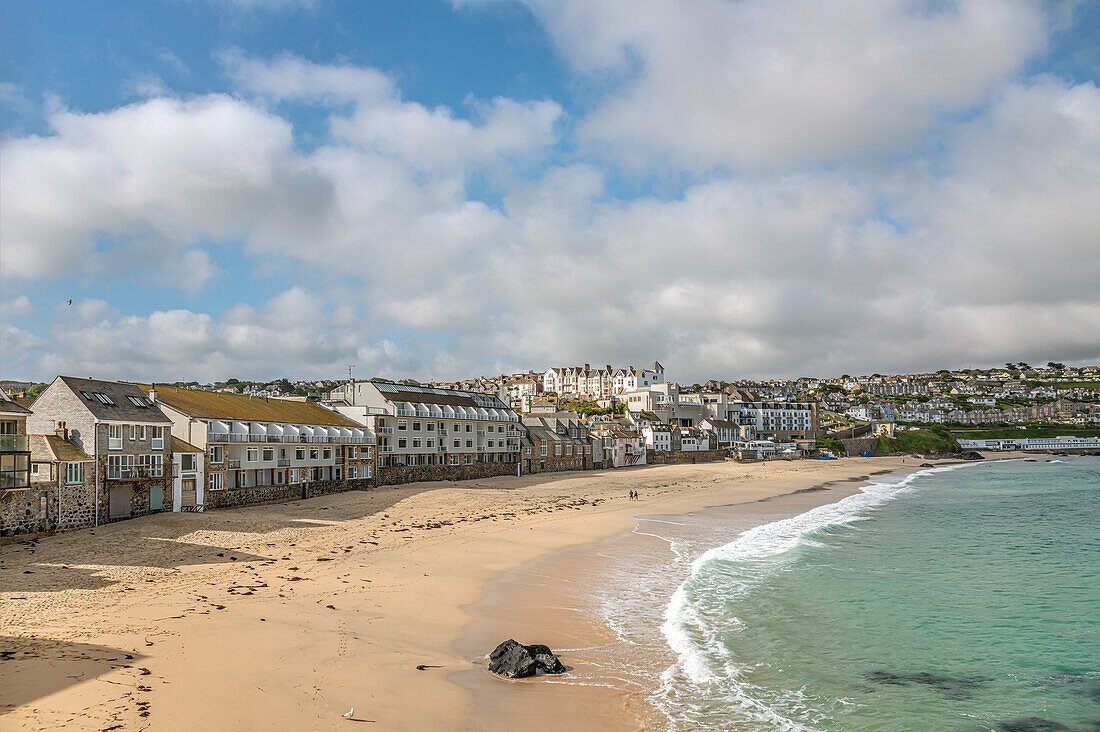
80 391 93 400
126 396 148 407
93 393 115 405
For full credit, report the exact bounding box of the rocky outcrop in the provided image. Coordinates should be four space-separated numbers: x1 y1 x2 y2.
488 639 567 678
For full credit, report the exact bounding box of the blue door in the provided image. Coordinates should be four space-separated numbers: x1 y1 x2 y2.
150 485 163 511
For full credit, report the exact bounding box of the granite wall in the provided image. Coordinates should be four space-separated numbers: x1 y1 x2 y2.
204 477 376 510
644 448 726 465
377 461 518 486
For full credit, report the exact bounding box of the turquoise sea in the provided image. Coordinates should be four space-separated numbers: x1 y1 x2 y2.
650 459 1100 730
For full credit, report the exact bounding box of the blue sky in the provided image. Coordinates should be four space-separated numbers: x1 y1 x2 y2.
2 0 1098 383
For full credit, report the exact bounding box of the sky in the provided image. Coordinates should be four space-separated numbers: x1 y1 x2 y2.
1 0 1098 384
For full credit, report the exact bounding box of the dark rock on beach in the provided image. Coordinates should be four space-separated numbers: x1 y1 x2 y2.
863 670 989 699
961 451 984 460
488 639 567 678
920 463 935 468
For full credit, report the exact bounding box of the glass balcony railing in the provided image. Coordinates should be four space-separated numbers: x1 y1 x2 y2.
0 434 29 452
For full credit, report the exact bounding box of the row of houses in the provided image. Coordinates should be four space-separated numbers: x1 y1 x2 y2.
3 375 709 538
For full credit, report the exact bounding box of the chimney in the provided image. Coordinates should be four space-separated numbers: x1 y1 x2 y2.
584 363 590 371
149 383 157 403
55 421 68 441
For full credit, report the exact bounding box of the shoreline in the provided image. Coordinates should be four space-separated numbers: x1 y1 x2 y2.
1 456 924 730
454 467 921 731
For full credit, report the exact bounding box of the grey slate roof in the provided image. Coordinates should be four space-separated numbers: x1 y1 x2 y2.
58 376 172 423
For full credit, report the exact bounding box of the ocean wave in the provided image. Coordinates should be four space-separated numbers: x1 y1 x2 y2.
655 462 983 730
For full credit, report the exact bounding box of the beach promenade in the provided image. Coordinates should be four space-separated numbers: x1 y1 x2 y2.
1 457 913 731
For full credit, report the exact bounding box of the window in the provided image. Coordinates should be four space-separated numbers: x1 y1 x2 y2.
276 470 284 484
148 454 163 477
322 448 332 459
412 421 421 431
566 443 572 455
181 454 197 471
449 455 459 465
310 448 319 460
349 467 358 479
127 395 148 408
349 446 358 459
453 439 460 448
296 448 306 460
454 423 460 432
412 438 421 448
525 446 532 455
487 439 494 447
93 392 115 405
363 446 373 459
465 424 472 432
334 467 342 480
541 443 548 457
310 467 318 481
151 427 165 450
80 391 93 400
209 472 225 491
290 469 299 484
464 455 473 465
31 463 42 476
465 439 472 448
212 445 224 463
398 420 407 431
398 438 407 448
263 448 274 461
137 425 146 440
426 422 434 432
246 448 259 462
555 443 562 456
129 425 137 440
108 425 123 450
427 439 434 448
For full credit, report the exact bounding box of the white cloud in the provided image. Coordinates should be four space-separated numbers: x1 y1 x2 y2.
499 0 1049 169
2 294 34 317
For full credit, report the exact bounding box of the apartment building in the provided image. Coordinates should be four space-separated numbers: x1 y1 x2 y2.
641 423 674 451
141 384 375 509
25 377 174 524
737 402 817 441
327 381 520 469
623 382 743 426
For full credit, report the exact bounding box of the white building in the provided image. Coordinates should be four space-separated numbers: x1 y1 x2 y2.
328 381 520 468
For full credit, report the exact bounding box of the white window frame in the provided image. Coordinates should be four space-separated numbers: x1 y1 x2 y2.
109 424 123 450
211 445 224 463
262 448 274 461
209 472 225 491
151 426 165 450
247 448 259 462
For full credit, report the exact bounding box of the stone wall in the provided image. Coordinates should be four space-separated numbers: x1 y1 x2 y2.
377 461 518 486
521 455 589 475
840 437 879 456
0 486 55 538
644 448 726 465
205 477 376 510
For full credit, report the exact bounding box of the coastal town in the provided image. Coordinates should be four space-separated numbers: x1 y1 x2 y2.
3 360 1098 539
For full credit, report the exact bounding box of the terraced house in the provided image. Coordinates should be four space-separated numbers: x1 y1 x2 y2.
140 385 375 510
326 381 521 481
25 377 174 525
520 415 592 474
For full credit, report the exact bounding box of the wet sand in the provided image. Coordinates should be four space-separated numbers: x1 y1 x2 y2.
0 457 917 730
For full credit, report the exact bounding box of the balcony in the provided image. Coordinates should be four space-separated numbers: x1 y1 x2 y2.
437 444 447 452
0 434 29 452
476 430 486 436
108 466 165 480
437 428 447 435
377 427 394 435
277 458 290 467
379 446 395 453
208 433 373 445
227 459 242 469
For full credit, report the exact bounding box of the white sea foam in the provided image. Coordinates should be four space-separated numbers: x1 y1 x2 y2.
655 462 984 730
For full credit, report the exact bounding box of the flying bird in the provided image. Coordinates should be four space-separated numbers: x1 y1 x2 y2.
67 299 72 306
343 708 354 720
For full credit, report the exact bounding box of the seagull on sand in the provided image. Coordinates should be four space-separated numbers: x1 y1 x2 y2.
343 708 354 720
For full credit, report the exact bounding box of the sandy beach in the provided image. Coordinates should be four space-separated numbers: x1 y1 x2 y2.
1 457 916 731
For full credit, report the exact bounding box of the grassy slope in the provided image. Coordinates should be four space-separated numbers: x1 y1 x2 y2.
875 429 960 456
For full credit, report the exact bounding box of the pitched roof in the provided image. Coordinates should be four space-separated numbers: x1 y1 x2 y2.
29 434 93 462
171 435 203 453
58 376 173 423
0 390 32 414
139 385 363 428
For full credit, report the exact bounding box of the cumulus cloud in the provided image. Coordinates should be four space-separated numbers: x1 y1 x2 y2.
3 19 1099 382
496 0 1048 169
